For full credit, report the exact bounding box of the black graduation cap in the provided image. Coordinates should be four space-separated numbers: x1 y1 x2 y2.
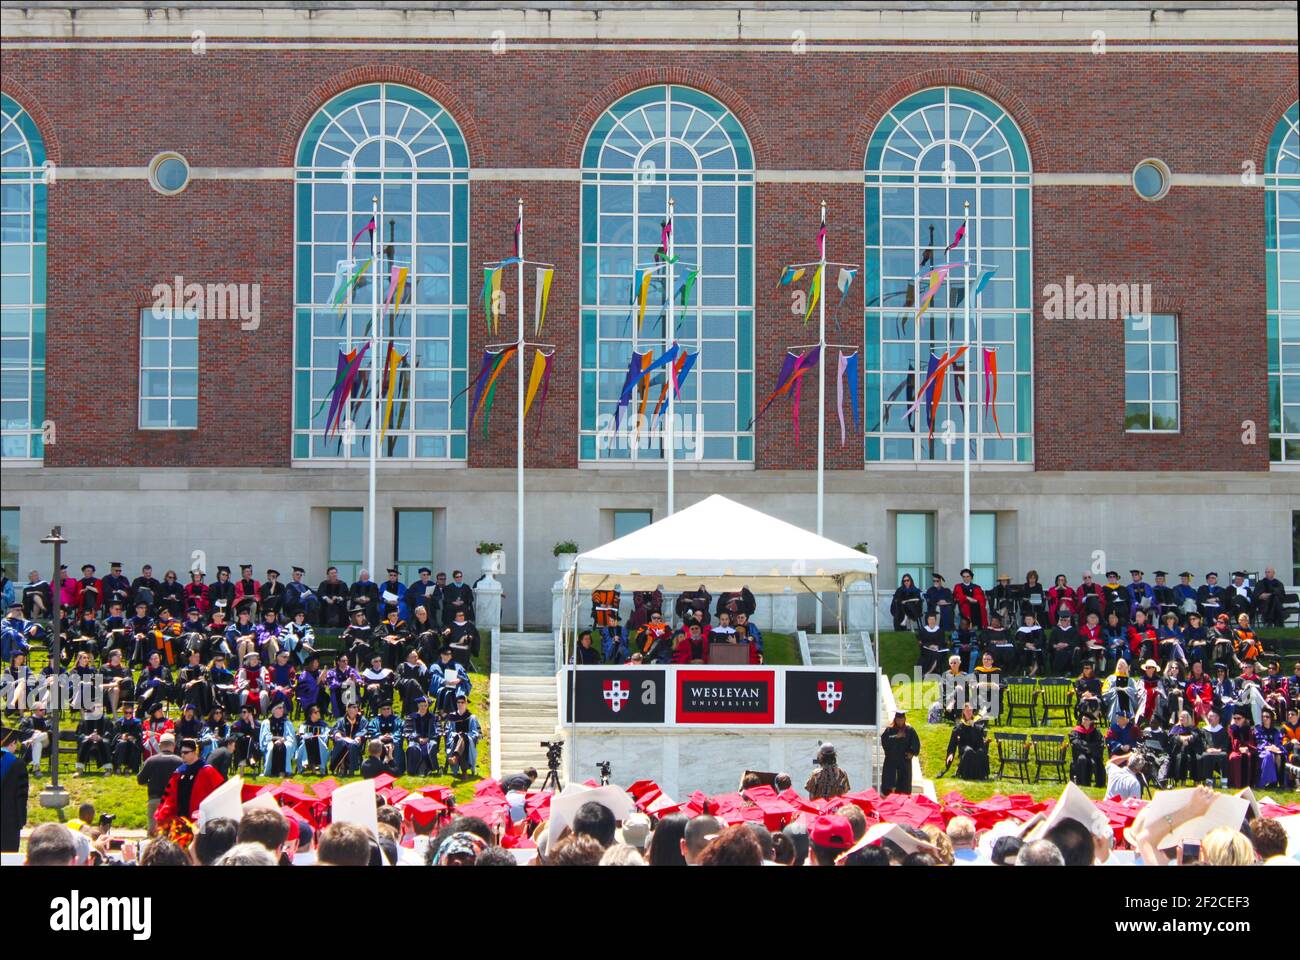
348 602 368 615
1206 571 1218 578
1179 571 1193 578
292 566 305 574
1231 571 1247 578
1129 569 1143 576
216 565 231 575
931 573 945 582
386 567 399 575
81 563 95 572
110 561 123 568
1153 570 1167 577
267 569 280 577
418 567 432 575
239 563 252 571
1105 570 1119 578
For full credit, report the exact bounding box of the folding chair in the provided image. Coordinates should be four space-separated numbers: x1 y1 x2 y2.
1002 677 1038 726
993 732 1031 783
1031 733 1068 783
1037 678 1075 727
1281 592 1299 628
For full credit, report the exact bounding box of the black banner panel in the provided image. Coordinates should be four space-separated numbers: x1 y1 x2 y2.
567 669 667 723
783 670 878 727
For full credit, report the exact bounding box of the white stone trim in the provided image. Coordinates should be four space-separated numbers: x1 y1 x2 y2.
2 4 1296 44
45 167 1267 187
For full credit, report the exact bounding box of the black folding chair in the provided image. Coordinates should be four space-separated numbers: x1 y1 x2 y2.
993 731 1031 782
1037 678 1075 726
1031 733 1068 783
1002 677 1038 726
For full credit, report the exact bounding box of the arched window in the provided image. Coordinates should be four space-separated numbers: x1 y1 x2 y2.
1267 101 1300 464
293 83 470 462
864 88 1033 464
0 94 48 461
579 85 755 463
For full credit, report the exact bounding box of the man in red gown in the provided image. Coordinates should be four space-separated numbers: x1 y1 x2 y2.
953 569 988 630
154 738 225 828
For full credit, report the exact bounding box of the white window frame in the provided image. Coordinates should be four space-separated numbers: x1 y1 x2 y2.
1123 313 1181 434
138 306 199 431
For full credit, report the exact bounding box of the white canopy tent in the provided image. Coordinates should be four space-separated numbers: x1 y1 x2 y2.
560 494 879 664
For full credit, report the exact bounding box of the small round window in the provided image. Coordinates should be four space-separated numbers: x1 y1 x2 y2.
1132 158 1171 201
149 152 191 195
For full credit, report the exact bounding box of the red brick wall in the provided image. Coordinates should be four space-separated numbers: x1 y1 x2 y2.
2 43 1292 472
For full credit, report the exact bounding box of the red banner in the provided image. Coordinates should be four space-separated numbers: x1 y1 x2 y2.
674 669 775 724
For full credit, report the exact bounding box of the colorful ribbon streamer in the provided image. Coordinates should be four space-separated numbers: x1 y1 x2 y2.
475 346 517 438
778 266 806 287
836 352 848 446
321 343 371 441
634 269 653 332
902 346 969 439
983 348 1001 437
845 351 860 435
334 258 372 314
524 350 550 415
836 267 857 306
816 214 827 260
803 264 824 324
945 220 966 254
534 268 554 335
383 265 409 321
678 269 698 308
750 345 820 430
834 351 861 447
350 217 375 255
379 342 408 444
615 350 650 429
972 267 997 299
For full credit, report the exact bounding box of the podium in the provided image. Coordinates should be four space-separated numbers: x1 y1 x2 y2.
707 643 751 665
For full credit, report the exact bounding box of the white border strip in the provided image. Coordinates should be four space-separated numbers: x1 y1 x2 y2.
45 167 1264 187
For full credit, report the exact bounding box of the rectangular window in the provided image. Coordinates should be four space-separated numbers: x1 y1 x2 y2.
613 509 653 540
139 307 198 429
1124 313 1180 432
895 512 935 587
328 508 363 583
0 507 17 576
970 512 997 588
394 509 434 584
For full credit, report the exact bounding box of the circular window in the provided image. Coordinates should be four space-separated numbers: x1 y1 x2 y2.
148 152 191 195
1132 158 1171 201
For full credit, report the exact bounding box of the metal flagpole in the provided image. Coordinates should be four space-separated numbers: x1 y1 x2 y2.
517 199 525 632
368 195 380 577
962 199 971 571
815 200 826 634
666 199 675 516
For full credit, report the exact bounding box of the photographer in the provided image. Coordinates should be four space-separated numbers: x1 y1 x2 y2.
1104 747 1146 800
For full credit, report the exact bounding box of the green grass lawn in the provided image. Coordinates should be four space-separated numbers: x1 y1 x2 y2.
761 632 799 665
879 627 1300 803
20 633 493 831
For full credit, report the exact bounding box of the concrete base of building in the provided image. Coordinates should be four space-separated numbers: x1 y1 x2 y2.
2 466 1293 626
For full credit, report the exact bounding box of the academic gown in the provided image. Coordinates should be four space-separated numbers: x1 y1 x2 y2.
402 710 441 775
0 749 27 852
441 582 475 622
155 760 225 826
379 579 407 619
295 720 331 771
367 713 406 774
350 580 381 625
102 574 132 612
260 580 287 617
430 661 471 713
206 580 237 618
890 585 924 630
258 714 297 776
446 619 481 658
1069 724 1106 787
880 723 921 795
915 625 949 675
316 579 349 628
952 583 988 629
924 586 955 630
1254 724 1285 788
443 710 481 775
1227 723 1259 788
946 719 989 779
156 580 185 618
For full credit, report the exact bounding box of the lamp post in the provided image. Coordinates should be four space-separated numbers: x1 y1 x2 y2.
38 526 69 812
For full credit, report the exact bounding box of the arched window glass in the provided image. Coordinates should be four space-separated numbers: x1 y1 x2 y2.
1267 101 1300 463
293 83 470 461
864 87 1033 464
0 93 48 461
579 85 755 463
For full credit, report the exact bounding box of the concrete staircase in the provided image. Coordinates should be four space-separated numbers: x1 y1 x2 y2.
492 632 561 779
805 633 869 666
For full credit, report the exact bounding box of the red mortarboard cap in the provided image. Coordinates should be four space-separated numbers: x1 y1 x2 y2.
646 793 681 817
474 778 507 800
311 778 340 800
810 814 855 850
403 795 447 827
378 785 410 805
371 773 397 791
627 779 660 799
240 783 264 803
417 784 455 804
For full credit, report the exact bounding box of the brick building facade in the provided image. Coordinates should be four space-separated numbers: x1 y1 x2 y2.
1 2 1297 625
